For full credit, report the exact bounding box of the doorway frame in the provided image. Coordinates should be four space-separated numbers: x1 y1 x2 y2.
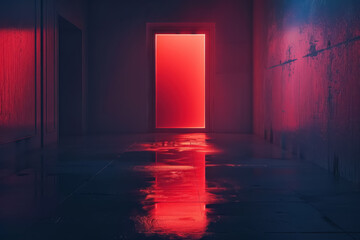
147 23 215 132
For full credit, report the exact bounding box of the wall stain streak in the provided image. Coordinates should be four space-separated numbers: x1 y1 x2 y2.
269 35 360 69
269 58 298 69
254 0 360 184
303 35 360 58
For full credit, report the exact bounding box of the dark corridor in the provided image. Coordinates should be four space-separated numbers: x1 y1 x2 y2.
1 0 360 240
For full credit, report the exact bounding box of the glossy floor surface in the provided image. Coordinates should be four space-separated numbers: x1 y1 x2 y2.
1 133 360 240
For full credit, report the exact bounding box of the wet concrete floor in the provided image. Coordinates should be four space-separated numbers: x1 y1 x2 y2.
1 133 360 239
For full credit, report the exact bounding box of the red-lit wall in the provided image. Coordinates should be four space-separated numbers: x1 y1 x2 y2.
0 0 88 172
0 0 42 156
253 0 360 183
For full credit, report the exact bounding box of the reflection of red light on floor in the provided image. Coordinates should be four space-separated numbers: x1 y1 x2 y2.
132 133 220 154
155 34 205 129
151 151 206 238
132 134 214 239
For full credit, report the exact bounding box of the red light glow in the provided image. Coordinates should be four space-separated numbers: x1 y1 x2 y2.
132 134 220 239
0 29 36 142
151 151 206 238
155 34 206 129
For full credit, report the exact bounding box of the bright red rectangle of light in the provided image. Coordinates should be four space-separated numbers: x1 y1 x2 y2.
155 34 205 129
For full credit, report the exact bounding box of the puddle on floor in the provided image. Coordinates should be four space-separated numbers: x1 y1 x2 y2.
130 133 222 239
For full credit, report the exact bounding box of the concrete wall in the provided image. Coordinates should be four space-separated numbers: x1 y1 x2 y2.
0 0 88 177
87 0 253 133
253 0 360 183
0 0 42 168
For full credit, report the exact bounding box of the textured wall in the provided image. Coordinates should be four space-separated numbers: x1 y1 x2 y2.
0 0 88 168
0 0 43 176
253 0 360 183
0 0 40 145
87 0 253 133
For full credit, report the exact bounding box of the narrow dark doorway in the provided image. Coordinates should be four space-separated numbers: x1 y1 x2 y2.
59 16 82 137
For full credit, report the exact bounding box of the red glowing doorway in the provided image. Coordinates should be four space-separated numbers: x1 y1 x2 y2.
156 34 205 129
147 23 215 131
